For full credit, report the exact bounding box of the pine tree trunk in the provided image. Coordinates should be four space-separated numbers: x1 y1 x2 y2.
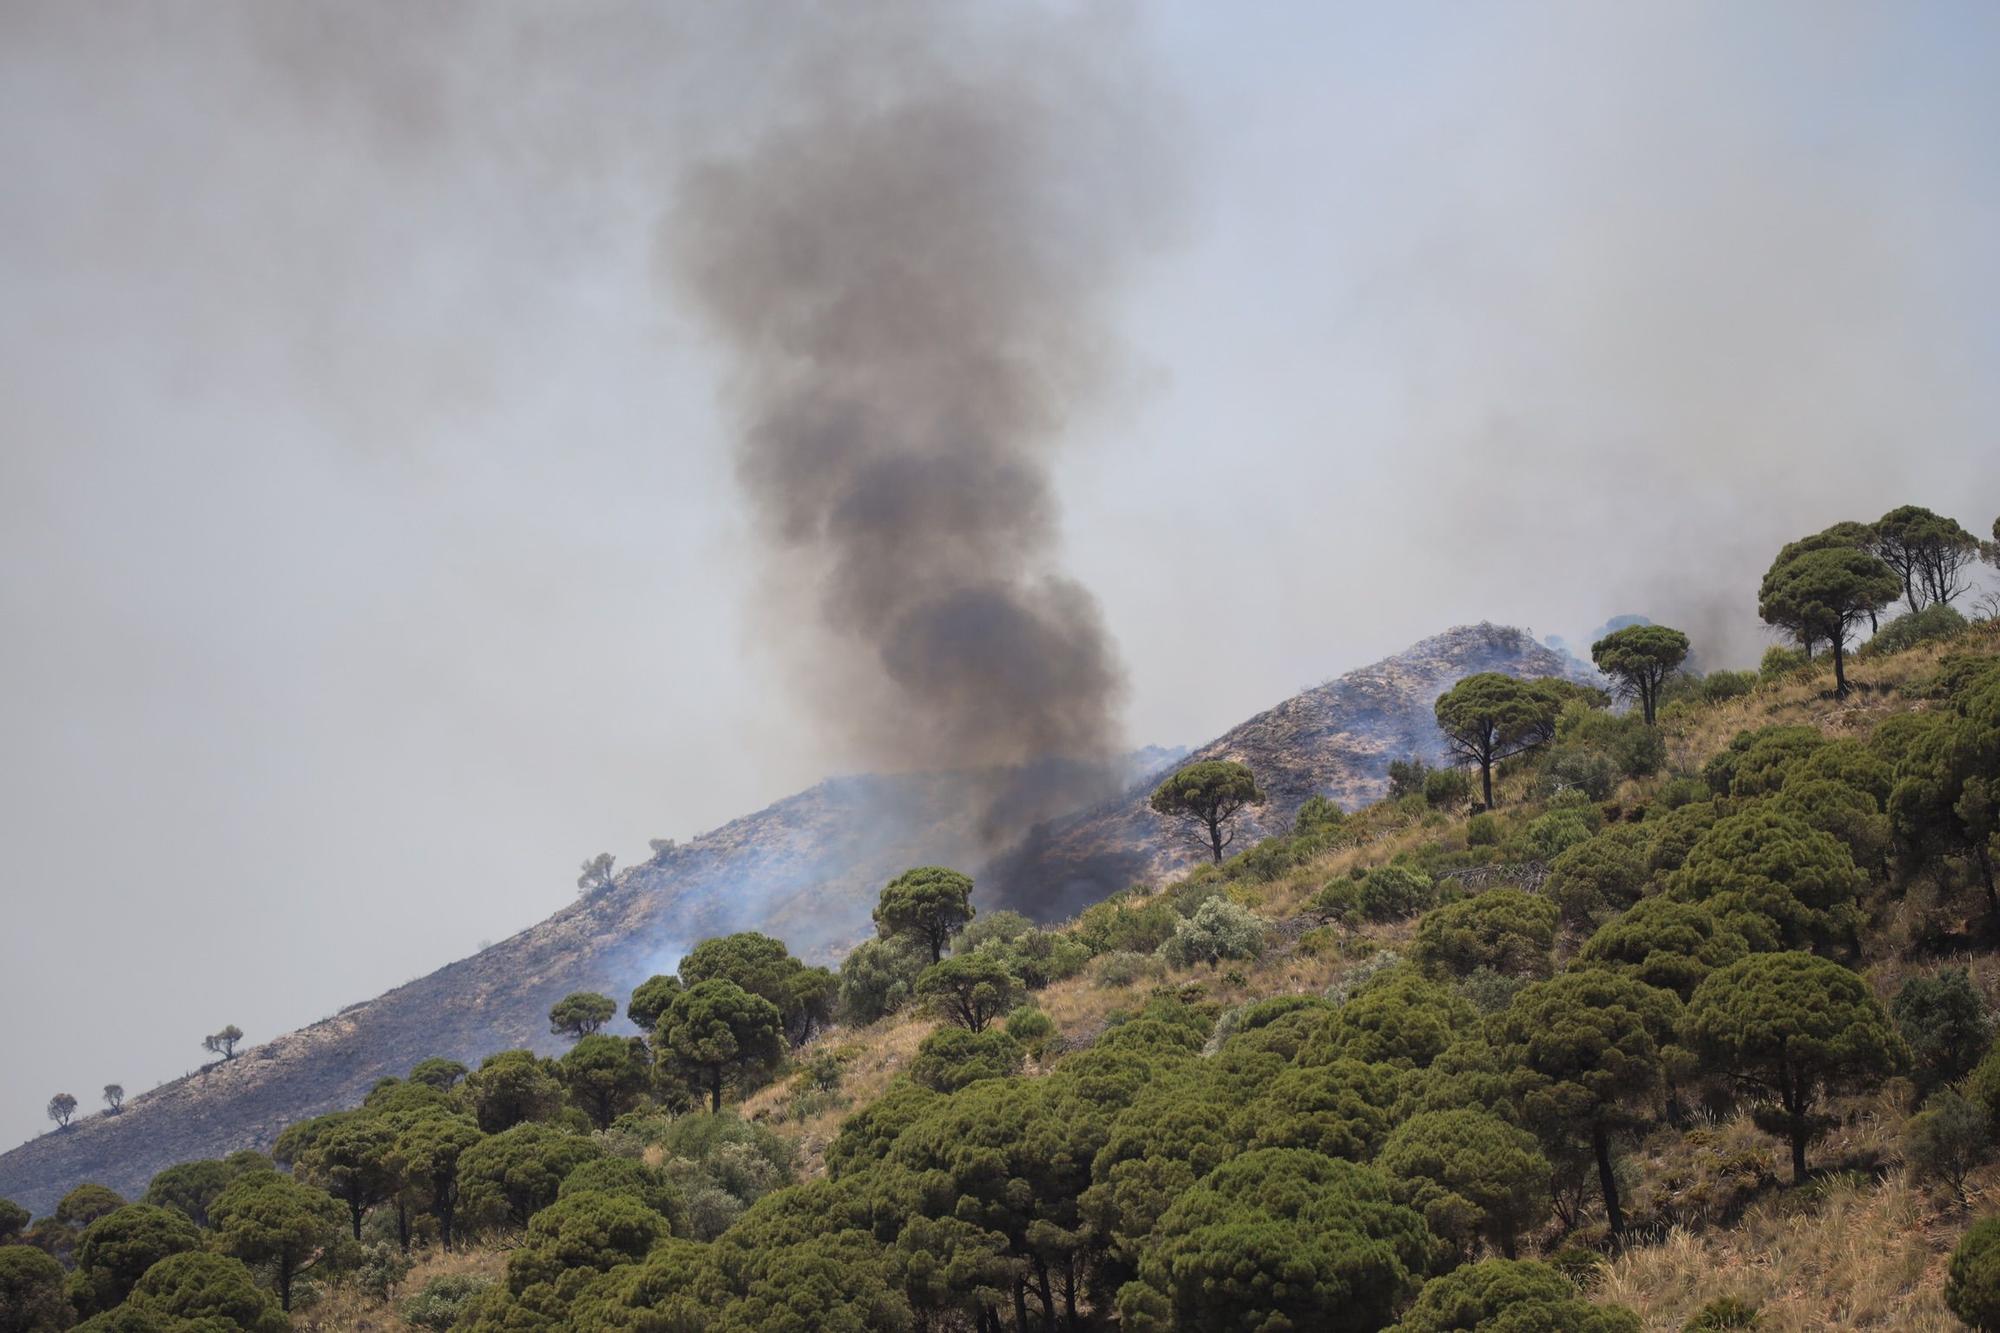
1592 1120 1623 1237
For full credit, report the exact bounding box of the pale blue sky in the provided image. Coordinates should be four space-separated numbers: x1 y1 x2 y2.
3 1 1998 1142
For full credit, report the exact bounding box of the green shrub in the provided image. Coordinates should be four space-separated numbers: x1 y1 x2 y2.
908 1027 1024 1093
1527 808 1596 859
1413 890 1559 980
1159 897 1266 968
1861 603 1967 657
1948 1215 2000 1331
1075 894 1181 956
1466 813 1499 846
1760 646 1809 681
1092 950 1165 988
1004 1005 1056 1057
1905 1089 1988 1202
1682 1295 1762 1330
1424 766 1474 810
1892 968 1992 1094
402 1273 495 1331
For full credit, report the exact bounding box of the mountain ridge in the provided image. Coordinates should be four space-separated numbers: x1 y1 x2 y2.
0 621 1592 1213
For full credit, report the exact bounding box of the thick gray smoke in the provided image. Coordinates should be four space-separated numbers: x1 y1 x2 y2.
666 5 1176 836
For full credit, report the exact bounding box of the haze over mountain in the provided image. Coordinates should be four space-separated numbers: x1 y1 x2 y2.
6 0 2000 1151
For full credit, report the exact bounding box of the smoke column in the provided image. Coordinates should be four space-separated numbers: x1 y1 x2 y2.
667 3 1176 835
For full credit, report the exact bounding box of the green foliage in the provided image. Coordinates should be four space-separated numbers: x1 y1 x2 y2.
1294 794 1347 837
0 1243 72 1333
394 1112 484 1251
559 1155 687 1234
1759 646 1809 681
1118 1149 1437 1333
1704 725 1826 797
1526 806 1599 858
1904 1089 1988 1203
1004 1005 1056 1057
1667 807 1864 954
1493 969 1684 1234
1160 896 1267 969
970 926 1091 990
1390 1258 1641 1333
1390 758 1437 801
293 1111 398 1240
120 1251 287 1333
1772 777 1891 870
1684 952 1904 1183
402 1273 495 1331
1892 968 1992 1094
626 974 684 1034
1759 545 1901 695
484 1188 668 1322
1872 504 1981 612
914 953 1023 1033
456 1122 604 1232
140 1160 242 1231
1682 1296 1763 1330
1149 760 1267 862
825 1080 940 1180
1413 890 1558 980
679 932 839 1046
1315 964 1476 1070
1864 603 1968 656
54 1185 126 1230
71 1205 201 1314
1547 829 1652 928
1466 812 1499 846
1578 898 1748 1001
1647 798 1722 874
1949 1215 2000 1332
548 990 618 1039
1888 667 2000 906
406 1057 469 1091
208 1170 345 1310
909 1026 1024 1092
836 936 928 1026
462 1049 566 1133
1376 1109 1550 1259
872 866 976 962
1316 866 1437 923
1092 949 1167 988
1424 766 1474 810
1242 1059 1396 1160
1594 624 1691 724
1434 674 1571 807
560 1034 650 1129
0 1202 26 1245
659 978 786 1112
1076 893 1182 956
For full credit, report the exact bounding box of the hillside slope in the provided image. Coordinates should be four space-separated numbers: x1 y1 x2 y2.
0 622 1586 1212
991 622 1599 917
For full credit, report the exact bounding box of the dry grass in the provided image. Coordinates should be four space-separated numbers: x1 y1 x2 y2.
727 624 2000 1314
291 1244 506 1333
1598 1175 1966 1331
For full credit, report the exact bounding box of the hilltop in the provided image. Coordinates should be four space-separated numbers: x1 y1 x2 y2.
0 622 1581 1212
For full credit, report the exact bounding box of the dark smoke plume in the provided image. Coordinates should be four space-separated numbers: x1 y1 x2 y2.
668 4 1176 840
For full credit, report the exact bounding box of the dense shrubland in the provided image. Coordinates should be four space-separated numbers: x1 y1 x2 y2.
7 507 2000 1330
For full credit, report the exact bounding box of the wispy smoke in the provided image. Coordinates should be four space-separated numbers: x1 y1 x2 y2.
666 3 1177 834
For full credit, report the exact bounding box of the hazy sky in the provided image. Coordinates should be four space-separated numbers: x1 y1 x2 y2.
5 1 2000 1142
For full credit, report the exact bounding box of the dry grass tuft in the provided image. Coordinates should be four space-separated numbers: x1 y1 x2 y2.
1598 1174 1964 1331
291 1244 507 1332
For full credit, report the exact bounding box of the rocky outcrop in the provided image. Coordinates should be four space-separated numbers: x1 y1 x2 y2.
987 623 1599 917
